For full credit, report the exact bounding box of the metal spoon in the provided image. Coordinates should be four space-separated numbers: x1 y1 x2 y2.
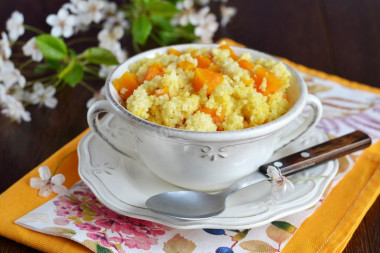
145 131 371 220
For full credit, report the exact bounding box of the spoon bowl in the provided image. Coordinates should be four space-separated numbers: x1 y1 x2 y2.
145 191 227 220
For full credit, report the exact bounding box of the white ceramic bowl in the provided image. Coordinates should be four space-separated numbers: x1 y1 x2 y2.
87 44 322 191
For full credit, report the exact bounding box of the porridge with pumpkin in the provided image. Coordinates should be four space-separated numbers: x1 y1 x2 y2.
112 45 291 131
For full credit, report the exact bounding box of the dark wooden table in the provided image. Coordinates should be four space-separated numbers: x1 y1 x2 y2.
0 0 379 252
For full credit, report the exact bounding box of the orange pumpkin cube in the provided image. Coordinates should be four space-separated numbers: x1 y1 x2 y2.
198 107 224 124
144 63 164 81
219 45 239 61
178 61 196 71
192 68 224 95
168 47 181 56
112 71 140 100
195 55 212 68
252 67 284 95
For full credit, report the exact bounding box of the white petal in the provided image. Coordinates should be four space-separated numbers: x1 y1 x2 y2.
30 177 46 189
62 27 74 38
46 14 58 26
52 184 68 195
51 26 62 37
179 15 189 26
33 82 44 92
38 166 51 180
57 8 69 19
44 86 56 97
44 97 58 108
113 26 124 39
51 173 65 185
39 186 52 197
66 16 77 27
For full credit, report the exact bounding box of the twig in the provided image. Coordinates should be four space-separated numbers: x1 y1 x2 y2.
80 81 98 93
24 24 45 34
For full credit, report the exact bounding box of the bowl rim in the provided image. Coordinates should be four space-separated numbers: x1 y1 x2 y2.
104 43 307 141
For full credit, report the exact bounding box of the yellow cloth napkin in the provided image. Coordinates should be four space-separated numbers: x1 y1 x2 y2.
1 56 379 253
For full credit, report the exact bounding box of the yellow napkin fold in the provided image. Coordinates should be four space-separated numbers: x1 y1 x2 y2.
1 48 379 252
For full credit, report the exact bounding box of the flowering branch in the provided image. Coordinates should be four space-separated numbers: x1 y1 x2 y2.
0 0 236 123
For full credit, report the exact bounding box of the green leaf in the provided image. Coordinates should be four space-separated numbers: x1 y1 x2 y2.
157 30 180 44
147 1 179 17
166 0 183 4
232 229 249 241
96 244 112 253
35 34 68 60
271 221 297 234
46 59 61 70
84 47 119 66
150 15 174 31
58 59 76 79
132 14 152 45
63 63 84 87
33 64 49 74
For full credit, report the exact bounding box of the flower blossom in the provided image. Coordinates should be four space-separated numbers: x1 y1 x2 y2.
0 61 26 89
172 0 198 26
194 7 219 43
77 0 107 24
6 11 25 41
1 94 31 123
0 84 8 103
267 165 294 200
98 26 124 50
30 166 68 197
22 37 43 62
220 4 237 27
46 8 77 38
103 11 129 30
198 0 210 5
98 65 115 79
86 85 106 108
0 32 11 63
28 82 58 108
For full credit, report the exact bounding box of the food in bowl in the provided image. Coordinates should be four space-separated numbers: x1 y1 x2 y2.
112 45 291 131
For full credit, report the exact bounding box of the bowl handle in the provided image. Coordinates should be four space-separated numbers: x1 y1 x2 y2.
87 100 139 160
275 94 323 151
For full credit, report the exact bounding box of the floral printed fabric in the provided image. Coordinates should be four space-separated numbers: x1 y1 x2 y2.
16 71 380 253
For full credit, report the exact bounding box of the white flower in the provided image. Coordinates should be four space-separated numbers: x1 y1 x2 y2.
0 61 26 88
77 0 106 24
267 165 294 200
62 0 82 14
98 26 124 49
1 95 31 123
6 11 25 41
28 82 58 108
220 4 236 27
22 37 43 62
46 8 77 38
98 65 115 79
172 0 198 26
194 7 218 43
86 85 106 108
0 84 6 102
112 46 127 63
0 32 11 63
198 0 210 5
30 166 68 197
104 11 129 30
103 1 118 15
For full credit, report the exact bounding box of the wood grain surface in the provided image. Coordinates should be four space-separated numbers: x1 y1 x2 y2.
0 0 379 252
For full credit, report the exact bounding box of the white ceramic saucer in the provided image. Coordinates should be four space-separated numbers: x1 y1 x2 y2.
78 115 338 229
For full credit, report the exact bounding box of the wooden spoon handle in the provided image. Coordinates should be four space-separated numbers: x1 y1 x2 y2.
258 131 372 176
